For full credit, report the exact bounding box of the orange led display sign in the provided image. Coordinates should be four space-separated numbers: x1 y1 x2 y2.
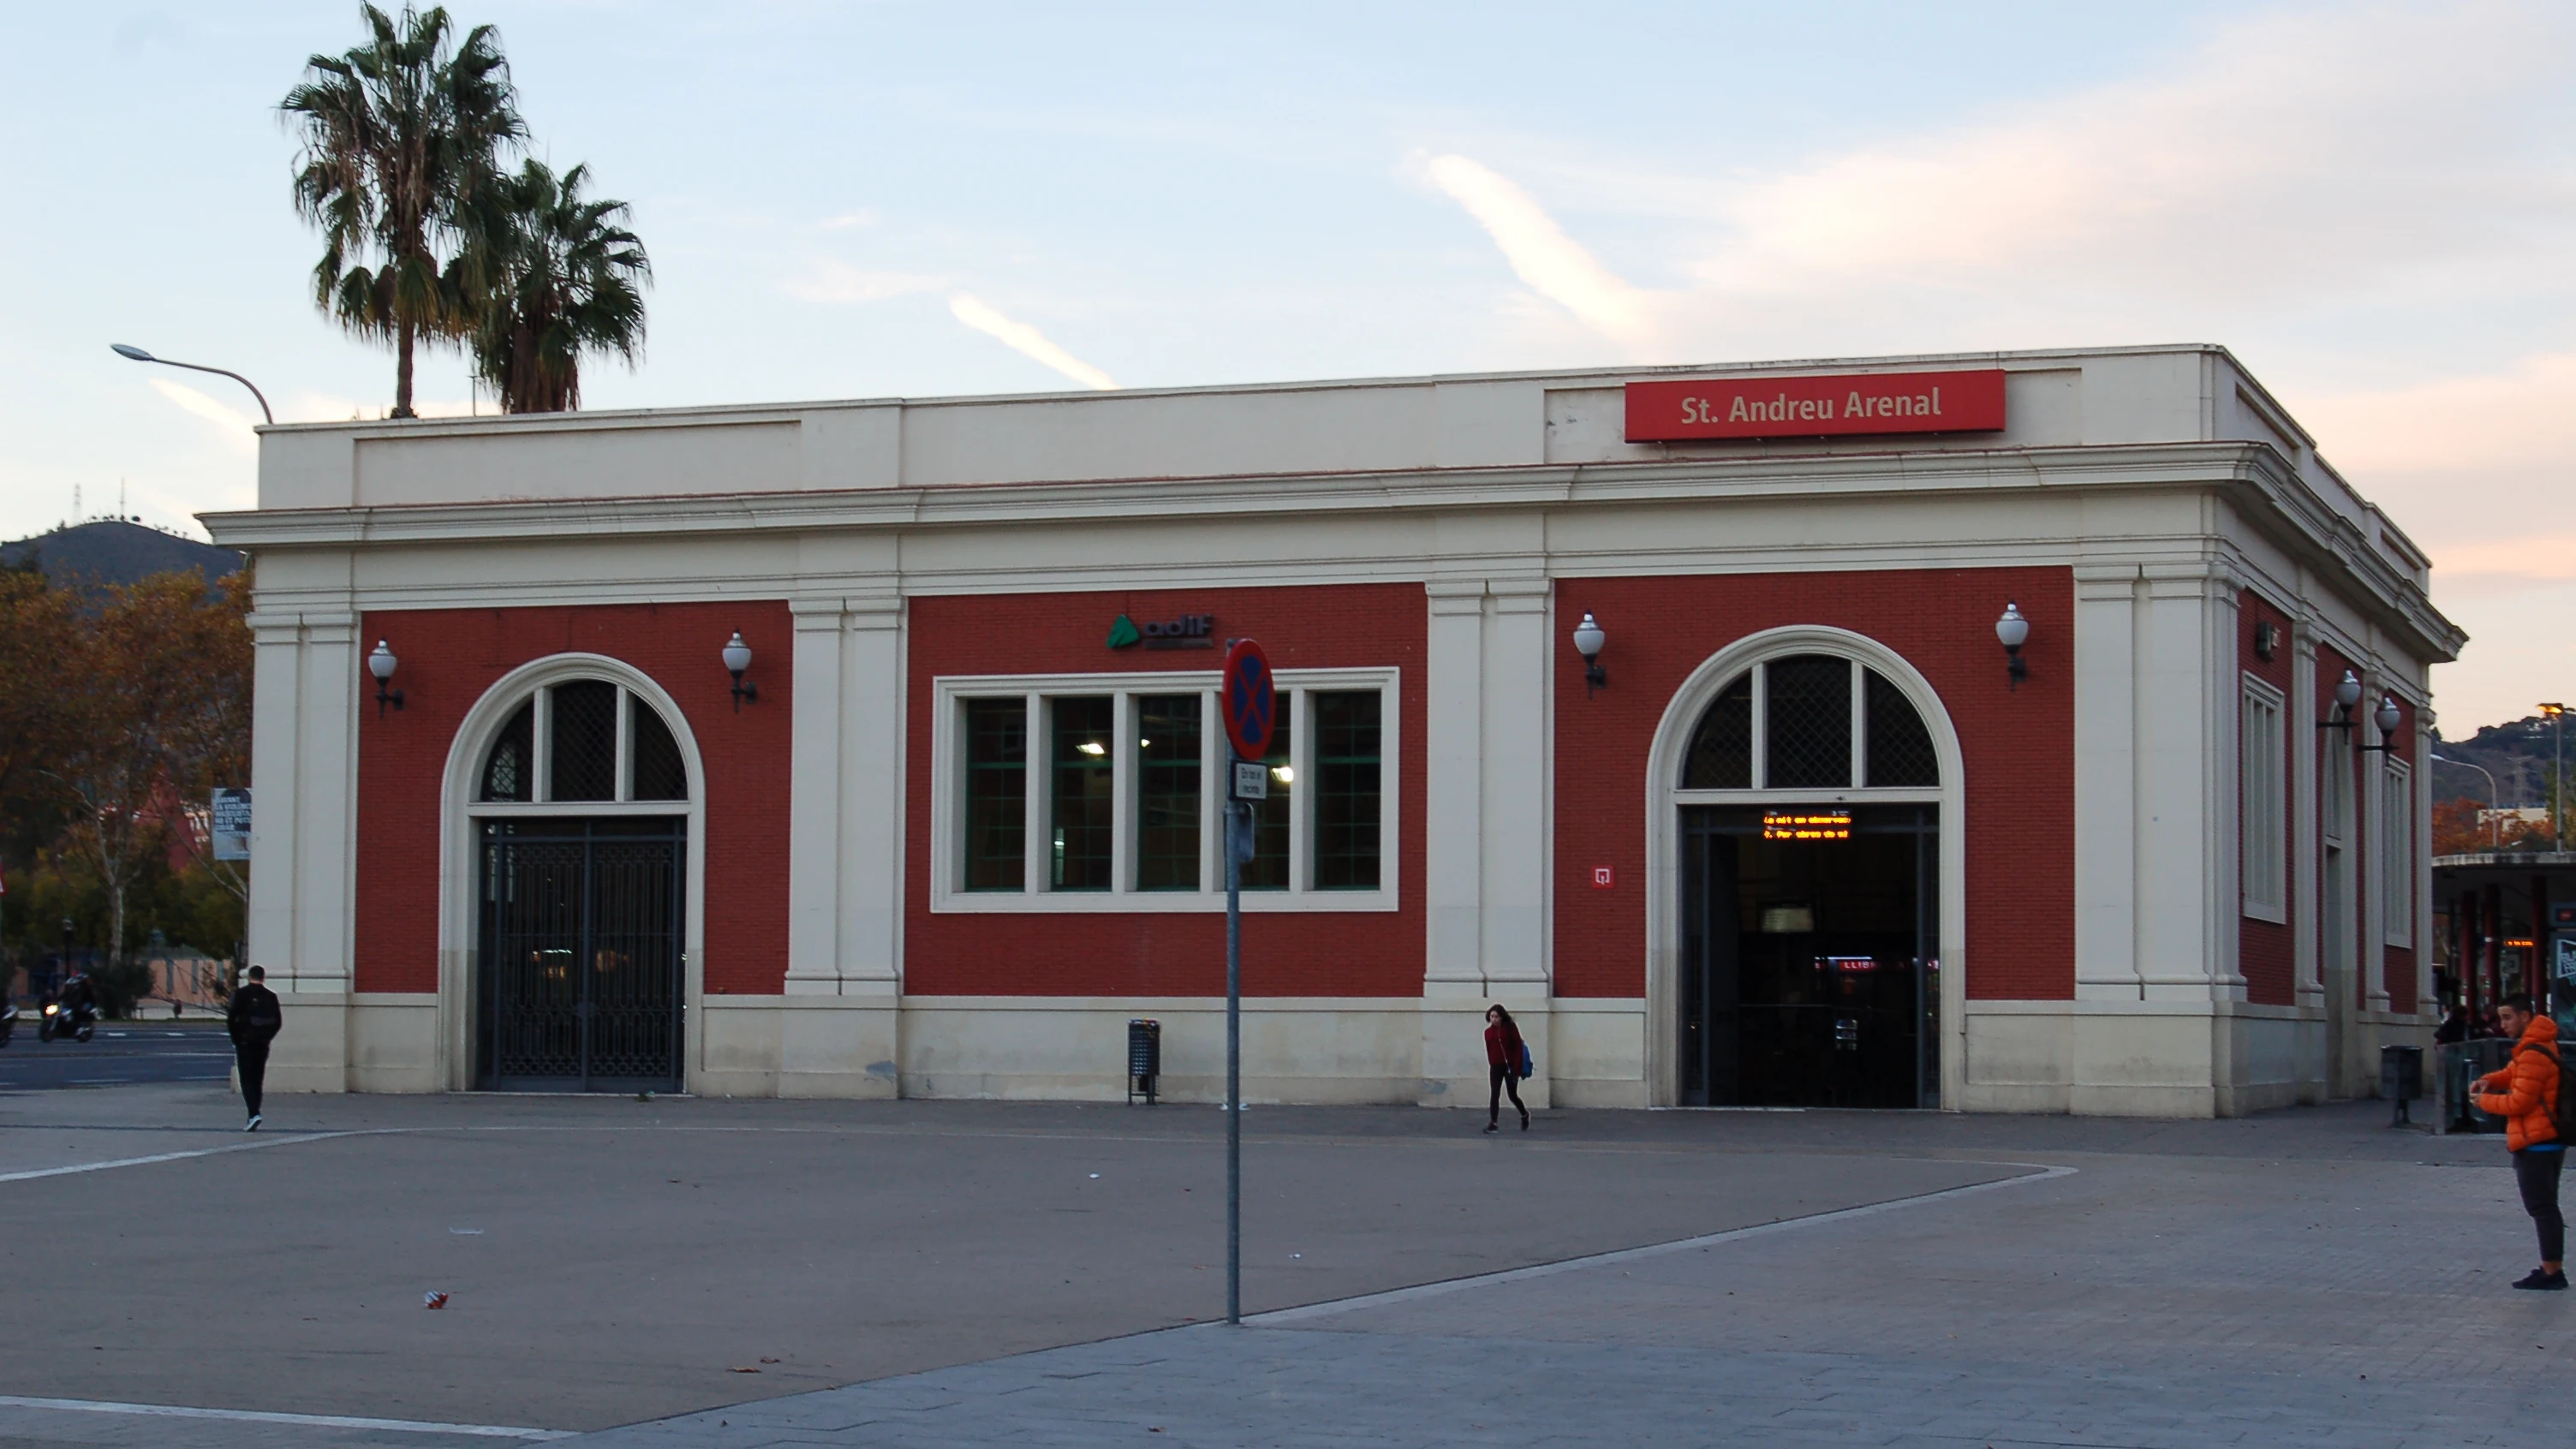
1762 810 1852 841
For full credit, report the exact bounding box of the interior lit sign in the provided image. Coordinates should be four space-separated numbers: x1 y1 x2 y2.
1824 956 1878 973
1763 810 1852 841
1625 369 2007 443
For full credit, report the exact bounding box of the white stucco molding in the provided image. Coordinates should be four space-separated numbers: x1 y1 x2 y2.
1638 624 1966 1109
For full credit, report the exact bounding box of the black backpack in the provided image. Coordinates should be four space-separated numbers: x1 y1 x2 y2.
2549 1042 2576 1146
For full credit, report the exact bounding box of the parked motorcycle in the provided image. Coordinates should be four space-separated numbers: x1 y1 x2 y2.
37 998 94 1043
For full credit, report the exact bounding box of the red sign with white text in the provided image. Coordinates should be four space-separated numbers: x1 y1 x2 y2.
1625 369 2007 442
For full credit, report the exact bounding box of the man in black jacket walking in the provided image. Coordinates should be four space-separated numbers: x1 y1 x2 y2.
227 967 283 1132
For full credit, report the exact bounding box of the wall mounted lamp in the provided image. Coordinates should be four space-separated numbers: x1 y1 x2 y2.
723 632 758 712
1995 602 2029 689
2252 620 2279 661
367 639 404 715
2358 695 2404 754
1571 612 1607 696
2317 669 2363 730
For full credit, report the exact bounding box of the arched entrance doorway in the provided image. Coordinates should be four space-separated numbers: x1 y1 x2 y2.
1646 629 1965 1108
447 661 702 1092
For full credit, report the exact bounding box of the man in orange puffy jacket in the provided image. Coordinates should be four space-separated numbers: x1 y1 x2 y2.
2473 994 2565 1290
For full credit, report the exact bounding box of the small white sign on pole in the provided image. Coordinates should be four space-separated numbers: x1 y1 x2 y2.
1231 760 1268 801
211 788 252 862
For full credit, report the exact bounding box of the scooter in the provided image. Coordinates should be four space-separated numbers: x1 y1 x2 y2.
38 998 94 1043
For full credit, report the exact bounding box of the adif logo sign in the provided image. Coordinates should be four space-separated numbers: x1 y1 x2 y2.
1108 613 1215 651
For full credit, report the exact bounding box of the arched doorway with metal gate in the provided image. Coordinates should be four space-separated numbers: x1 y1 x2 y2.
1643 627 1968 1109
443 658 704 1093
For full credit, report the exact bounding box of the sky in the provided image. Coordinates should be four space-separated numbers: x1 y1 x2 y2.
1 1 2569 736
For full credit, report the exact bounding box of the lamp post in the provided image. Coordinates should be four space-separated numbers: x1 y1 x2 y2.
110 344 274 425
2431 754 2500 849
2542 703 2567 850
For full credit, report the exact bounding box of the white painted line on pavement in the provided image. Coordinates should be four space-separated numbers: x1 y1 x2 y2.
1246 1160 2080 1326
0 1132 367 1184
0 1393 571 1439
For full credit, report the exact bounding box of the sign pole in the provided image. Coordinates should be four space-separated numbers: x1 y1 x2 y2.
1216 637 1272 1331
1225 778 1242 1326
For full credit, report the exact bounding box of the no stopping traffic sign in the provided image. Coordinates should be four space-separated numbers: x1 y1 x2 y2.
1220 639 1275 760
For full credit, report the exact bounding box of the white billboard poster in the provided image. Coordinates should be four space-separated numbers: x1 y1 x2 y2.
212 788 252 862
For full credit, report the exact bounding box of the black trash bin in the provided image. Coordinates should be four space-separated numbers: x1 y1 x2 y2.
2382 1044 2424 1125
1128 1018 1161 1106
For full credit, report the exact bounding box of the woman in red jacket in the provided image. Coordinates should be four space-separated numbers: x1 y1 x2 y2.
2473 994 2564 1290
1483 1005 1529 1134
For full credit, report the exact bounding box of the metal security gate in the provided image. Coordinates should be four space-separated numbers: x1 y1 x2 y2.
477 817 685 1092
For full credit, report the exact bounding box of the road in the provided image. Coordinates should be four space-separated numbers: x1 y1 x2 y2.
0 1023 231 1092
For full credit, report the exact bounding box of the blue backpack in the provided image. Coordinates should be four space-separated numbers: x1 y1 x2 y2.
1518 1041 1535 1081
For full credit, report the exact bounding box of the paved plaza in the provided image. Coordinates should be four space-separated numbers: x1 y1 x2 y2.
0 1082 2562 1446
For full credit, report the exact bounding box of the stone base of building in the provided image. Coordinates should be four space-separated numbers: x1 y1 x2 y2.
257 991 2429 1117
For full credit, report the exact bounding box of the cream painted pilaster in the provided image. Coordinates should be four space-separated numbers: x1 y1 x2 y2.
2073 566 2143 1002
1423 581 1487 989
785 599 846 993
2134 569 2227 1000
1482 578 1550 990
248 607 358 1092
2289 618 2327 1101
778 593 902 1096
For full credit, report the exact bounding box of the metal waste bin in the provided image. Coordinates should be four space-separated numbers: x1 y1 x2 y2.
2380 1044 2423 1125
1127 1018 1161 1105
2435 1039 2513 1134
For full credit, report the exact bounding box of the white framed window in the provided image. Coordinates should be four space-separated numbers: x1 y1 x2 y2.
930 667 1399 913
2239 676 2287 921
471 679 690 812
2382 757 2413 945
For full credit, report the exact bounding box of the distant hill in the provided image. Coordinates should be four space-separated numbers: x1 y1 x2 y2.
2431 715 2571 809
0 520 242 588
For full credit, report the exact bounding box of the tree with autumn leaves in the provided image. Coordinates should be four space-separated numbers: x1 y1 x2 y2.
1 567 251 1016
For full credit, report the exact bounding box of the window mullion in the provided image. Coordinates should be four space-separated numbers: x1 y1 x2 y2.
1023 693 1045 895
1847 659 1866 789
1290 689 1310 894
1749 664 1768 790
1112 692 1135 897
533 687 554 802
614 687 633 803
1199 687 1221 895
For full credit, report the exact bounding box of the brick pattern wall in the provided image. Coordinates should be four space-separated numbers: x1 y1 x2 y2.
903 585 1427 998
353 602 794 996
2239 592 2297 1007
1552 567 2076 1001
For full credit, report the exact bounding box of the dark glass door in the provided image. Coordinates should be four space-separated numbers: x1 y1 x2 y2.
478 817 685 1092
1679 805 1938 1108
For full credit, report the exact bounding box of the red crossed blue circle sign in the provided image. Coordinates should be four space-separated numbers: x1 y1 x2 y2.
1221 639 1275 760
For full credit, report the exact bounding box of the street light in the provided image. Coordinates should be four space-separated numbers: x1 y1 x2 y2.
110 343 274 425
2543 703 2567 850
2431 754 2500 849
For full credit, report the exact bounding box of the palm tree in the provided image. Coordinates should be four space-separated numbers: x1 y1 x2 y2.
460 160 651 413
281 4 522 419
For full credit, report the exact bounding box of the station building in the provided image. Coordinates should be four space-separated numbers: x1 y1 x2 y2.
205 345 2463 1116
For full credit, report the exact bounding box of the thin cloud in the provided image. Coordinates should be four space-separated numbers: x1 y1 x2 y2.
148 378 255 453
1422 153 1657 352
948 294 1118 391
784 259 945 304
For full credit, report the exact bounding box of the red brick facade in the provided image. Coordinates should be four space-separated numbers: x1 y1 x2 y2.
1552 567 2078 1002
352 602 794 996
2239 591 2297 1007
902 586 1428 998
